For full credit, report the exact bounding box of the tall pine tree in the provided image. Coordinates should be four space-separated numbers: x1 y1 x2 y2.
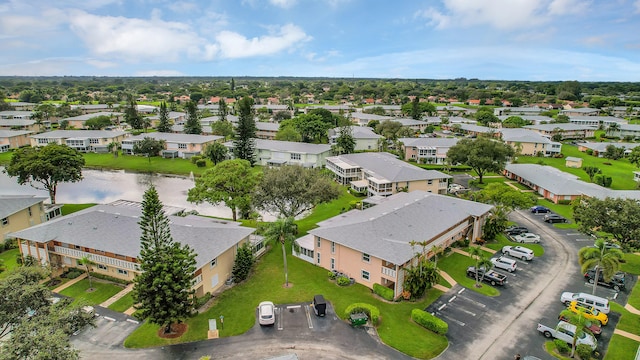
124 95 142 130
218 98 228 121
233 97 257 165
133 186 197 334
183 101 202 134
156 102 171 133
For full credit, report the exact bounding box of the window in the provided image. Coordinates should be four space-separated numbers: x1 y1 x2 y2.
330 258 335 270
89 138 99 144
1 217 8 226
178 143 187 149
427 179 433 185
191 274 203 286
290 153 301 160
28 207 32 216
361 270 370 281
331 242 335 254
362 253 370 262
210 258 217 268
97 264 108 270
117 269 128 275
316 253 321 264
316 236 321 248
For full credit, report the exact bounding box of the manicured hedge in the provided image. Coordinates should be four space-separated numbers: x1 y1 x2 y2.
344 303 380 326
411 308 448 335
373 283 394 301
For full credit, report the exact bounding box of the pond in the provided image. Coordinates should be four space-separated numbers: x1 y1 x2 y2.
0 167 253 220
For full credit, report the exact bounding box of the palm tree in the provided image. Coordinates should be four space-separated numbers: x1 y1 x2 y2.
263 217 297 287
78 256 97 290
606 122 621 137
430 244 443 268
558 309 594 358
578 238 623 295
468 246 493 287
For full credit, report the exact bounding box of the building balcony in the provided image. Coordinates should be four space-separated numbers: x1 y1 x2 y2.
381 266 396 279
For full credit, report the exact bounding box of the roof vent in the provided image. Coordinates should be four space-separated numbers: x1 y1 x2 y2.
67 222 73 225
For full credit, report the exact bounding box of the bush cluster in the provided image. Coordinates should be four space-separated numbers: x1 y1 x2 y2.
61 268 84 279
553 339 570 354
373 283 394 301
196 159 207 167
190 155 202 164
576 344 592 360
90 272 131 285
336 276 351 286
344 303 380 326
410 309 448 335
327 271 337 280
195 292 213 308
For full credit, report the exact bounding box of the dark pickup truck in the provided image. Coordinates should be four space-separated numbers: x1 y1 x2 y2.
466 266 508 286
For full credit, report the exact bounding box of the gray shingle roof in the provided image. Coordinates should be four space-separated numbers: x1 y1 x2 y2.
500 128 551 143
399 137 459 147
310 191 493 264
226 139 332 154
9 204 255 269
61 112 123 121
31 130 128 139
328 126 382 139
0 130 33 138
524 124 596 131
577 142 640 152
328 152 451 182
127 132 222 144
0 195 48 219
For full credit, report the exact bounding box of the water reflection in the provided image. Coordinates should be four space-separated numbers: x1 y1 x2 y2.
0 167 246 219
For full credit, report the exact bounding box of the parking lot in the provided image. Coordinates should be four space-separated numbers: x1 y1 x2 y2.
431 209 635 360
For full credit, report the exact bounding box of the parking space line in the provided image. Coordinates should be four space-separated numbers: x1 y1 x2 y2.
458 288 465 295
436 312 465 326
457 308 477 317
566 232 582 236
576 238 593 242
458 295 486 308
448 296 457 303
438 303 447 311
305 305 313 329
276 307 283 330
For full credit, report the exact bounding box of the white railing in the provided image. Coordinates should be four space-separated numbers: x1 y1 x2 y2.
54 246 139 271
381 266 396 278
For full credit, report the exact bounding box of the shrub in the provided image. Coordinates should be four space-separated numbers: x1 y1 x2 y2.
411 308 448 335
4 238 17 250
90 272 131 285
61 268 84 279
554 339 570 354
344 303 380 325
190 155 202 164
576 344 592 360
337 276 351 286
195 292 213 308
328 271 337 280
373 283 394 301
586 149 594 155
196 159 207 167
557 200 572 205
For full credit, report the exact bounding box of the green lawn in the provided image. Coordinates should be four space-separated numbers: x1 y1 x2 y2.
124 246 448 359
610 302 640 336
621 253 640 275
437 252 500 297
627 278 640 311
108 292 136 313
61 203 96 215
603 335 640 360
516 145 639 190
0 248 20 279
82 152 216 177
58 278 125 306
294 187 360 235
484 234 545 257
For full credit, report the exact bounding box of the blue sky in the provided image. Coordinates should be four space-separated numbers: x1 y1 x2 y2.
1 0 640 81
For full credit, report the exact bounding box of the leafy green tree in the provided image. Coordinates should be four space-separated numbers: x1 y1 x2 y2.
133 137 165 162
187 159 261 221
446 138 514 184
156 102 172 133
334 125 356 154
253 165 340 218
606 122 620 136
133 186 197 334
124 95 142 129
203 142 228 165
6 143 84 204
0 266 51 339
558 309 593 358
273 110 291 122
410 96 421 120
403 259 438 299
473 183 536 210
468 246 493 288
233 97 257 165
578 238 623 295
482 205 509 241
583 166 601 182
84 115 113 130
555 114 570 123
231 243 254 283
573 197 640 249
263 217 297 287
210 120 234 139
375 120 403 140
275 125 302 142
218 98 228 121
603 145 624 160
628 146 640 167
78 256 96 290
502 116 527 128
59 119 69 130
183 101 202 134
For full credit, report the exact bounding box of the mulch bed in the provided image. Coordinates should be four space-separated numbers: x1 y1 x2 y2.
157 323 188 339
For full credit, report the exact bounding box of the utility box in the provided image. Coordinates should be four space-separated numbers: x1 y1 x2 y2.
313 294 326 317
349 312 368 327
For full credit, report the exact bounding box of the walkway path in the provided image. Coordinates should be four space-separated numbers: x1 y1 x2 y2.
52 273 87 293
438 270 457 288
625 303 640 316
614 329 640 342
100 283 135 307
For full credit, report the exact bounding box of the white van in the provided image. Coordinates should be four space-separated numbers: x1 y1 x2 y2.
560 292 610 314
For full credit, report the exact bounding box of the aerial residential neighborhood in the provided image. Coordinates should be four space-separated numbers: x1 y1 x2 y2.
2 1 640 360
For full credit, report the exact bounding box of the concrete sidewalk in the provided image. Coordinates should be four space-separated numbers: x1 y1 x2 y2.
52 273 87 293
614 328 640 342
100 283 135 307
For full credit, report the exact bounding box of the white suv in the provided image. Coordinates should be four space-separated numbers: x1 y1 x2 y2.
502 246 534 261
491 256 517 272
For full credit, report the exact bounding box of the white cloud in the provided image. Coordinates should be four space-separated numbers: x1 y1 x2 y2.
0 8 67 37
269 0 297 8
216 24 311 58
135 69 185 76
548 0 590 15
166 1 199 13
634 0 640 13
86 59 117 69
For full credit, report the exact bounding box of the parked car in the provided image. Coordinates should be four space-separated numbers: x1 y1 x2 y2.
544 214 568 223
584 268 626 291
530 205 551 213
502 245 534 261
537 321 597 351
567 300 608 326
466 266 508 286
258 301 276 326
558 314 602 336
513 232 541 244
490 256 517 272
592 242 622 250
505 226 529 236
560 292 610 314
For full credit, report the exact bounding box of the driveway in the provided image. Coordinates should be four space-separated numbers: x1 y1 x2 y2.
73 301 413 360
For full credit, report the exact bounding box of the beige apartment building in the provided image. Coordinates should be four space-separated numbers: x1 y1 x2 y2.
1 195 49 240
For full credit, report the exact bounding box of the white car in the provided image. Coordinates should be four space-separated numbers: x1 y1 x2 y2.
513 232 541 244
502 246 534 261
490 256 517 272
258 301 275 326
